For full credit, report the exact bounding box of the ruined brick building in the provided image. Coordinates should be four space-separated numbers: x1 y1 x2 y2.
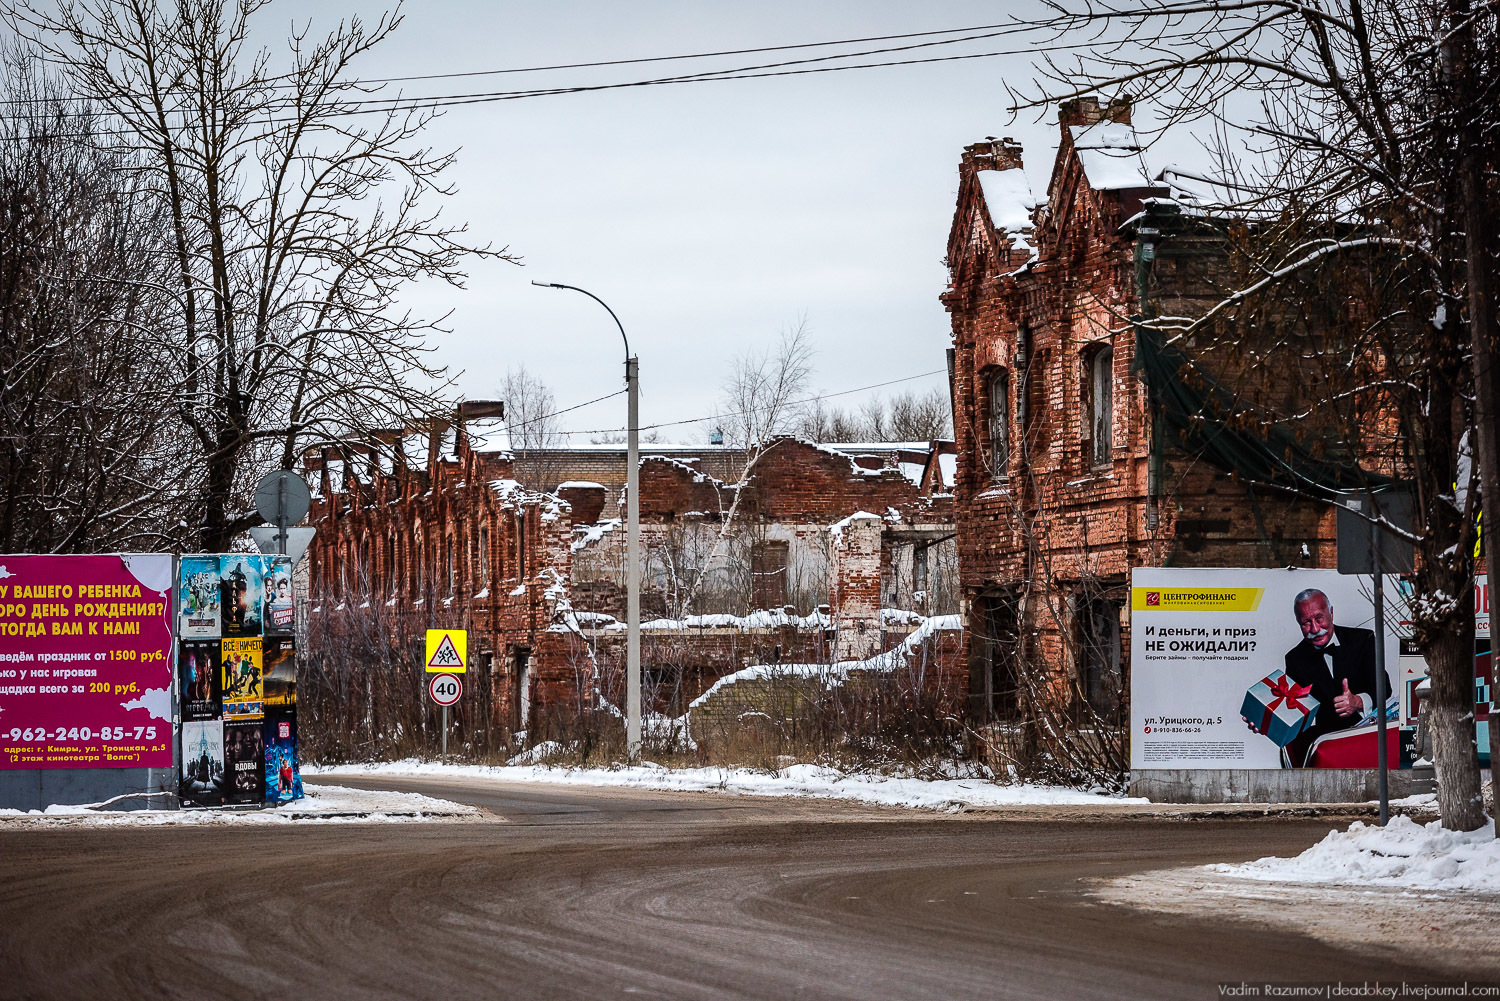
301 409 961 742
942 97 1347 732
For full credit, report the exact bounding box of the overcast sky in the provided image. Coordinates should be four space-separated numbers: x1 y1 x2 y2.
283 1 1203 444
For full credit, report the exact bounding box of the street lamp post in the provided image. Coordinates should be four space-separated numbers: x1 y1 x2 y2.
531 281 642 762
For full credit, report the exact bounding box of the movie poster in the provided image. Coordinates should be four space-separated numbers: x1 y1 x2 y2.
219 555 264 637
223 719 265 806
220 637 264 720
1131 568 1399 770
264 714 303 805
178 556 222 639
179 719 226 807
178 640 221 721
263 555 296 637
262 638 296 710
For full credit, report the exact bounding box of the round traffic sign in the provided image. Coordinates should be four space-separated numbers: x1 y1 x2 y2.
254 469 312 525
428 672 463 706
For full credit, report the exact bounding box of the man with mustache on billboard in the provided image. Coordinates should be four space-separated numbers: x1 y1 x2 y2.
1282 587 1384 766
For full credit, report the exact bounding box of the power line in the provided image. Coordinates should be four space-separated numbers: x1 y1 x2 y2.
340 21 1021 87
0 29 1185 137
503 387 626 433
0 21 1022 111
562 367 949 437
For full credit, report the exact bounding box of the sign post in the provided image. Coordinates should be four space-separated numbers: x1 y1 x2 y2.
425 629 466 762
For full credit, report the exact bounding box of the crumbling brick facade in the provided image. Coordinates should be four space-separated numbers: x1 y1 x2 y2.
943 97 1340 728
303 420 965 743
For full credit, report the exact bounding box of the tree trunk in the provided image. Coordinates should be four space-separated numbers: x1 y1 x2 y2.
1425 619 1486 829
1450 0 1499 830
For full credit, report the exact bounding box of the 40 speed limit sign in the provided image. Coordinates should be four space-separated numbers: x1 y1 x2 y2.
428 672 463 706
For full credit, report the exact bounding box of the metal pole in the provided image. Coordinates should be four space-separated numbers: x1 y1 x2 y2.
1371 508 1390 826
626 356 641 762
442 704 448 763
277 473 288 556
529 280 641 763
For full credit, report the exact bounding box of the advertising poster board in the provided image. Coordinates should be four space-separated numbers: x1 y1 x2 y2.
223 719 265 806
264 714 303 805
220 637 264 720
179 719 226 807
0 553 173 769
219 555 264 638
177 556 222 639
262 638 296 710
178 639 221 721
1131 568 1398 770
262 555 295 637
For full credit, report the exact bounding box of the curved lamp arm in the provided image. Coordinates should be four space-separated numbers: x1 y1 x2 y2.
531 280 631 371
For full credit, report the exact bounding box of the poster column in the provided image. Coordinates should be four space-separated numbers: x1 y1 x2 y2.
1 555 174 771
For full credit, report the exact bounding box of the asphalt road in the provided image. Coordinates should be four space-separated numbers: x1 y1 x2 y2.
0 776 1469 1000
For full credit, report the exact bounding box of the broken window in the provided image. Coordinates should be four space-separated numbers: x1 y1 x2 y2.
1078 596 1123 718
989 370 1010 480
750 540 789 609
1090 346 1114 466
972 591 1021 722
478 524 490 587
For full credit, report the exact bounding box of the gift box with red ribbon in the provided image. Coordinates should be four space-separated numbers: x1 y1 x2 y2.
1240 669 1320 747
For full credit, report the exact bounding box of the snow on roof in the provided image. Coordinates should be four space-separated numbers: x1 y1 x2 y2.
974 167 1036 249
821 441 933 453
402 432 429 471
556 480 606 491
1071 121 1154 190
686 612 962 710
897 461 925 487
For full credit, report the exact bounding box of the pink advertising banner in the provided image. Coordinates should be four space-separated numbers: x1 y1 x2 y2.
0 554 174 769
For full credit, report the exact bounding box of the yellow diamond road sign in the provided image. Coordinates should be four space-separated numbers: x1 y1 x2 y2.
425 629 467 673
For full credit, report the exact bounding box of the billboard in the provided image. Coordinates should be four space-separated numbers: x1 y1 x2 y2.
0 554 174 769
1131 568 1398 770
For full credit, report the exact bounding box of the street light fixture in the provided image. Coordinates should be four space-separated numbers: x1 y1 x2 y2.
531 280 642 762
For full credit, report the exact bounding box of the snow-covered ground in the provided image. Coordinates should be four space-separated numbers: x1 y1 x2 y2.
309 759 1145 810
0 783 479 827
1209 815 1500 893
1094 815 1500 977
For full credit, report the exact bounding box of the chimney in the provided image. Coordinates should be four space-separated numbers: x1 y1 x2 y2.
1059 95 1133 130
959 136 1024 179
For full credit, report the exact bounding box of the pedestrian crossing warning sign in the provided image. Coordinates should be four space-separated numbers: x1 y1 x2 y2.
425 629 467 673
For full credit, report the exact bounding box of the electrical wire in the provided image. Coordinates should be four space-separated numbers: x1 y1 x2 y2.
0 28 1187 136
558 367 950 438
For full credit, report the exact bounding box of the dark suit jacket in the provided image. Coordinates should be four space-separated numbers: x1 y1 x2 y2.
1283 624 1383 765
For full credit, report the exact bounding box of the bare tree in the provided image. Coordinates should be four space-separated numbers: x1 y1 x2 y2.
10 0 516 550
0 44 188 553
716 319 815 453
499 365 564 490
801 387 953 443
1018 1 1497 829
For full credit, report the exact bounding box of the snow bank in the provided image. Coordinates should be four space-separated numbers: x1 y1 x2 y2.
312 759 1142 810
1209 816 1500 893
0 783 479 827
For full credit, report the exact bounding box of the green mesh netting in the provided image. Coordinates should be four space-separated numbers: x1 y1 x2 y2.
1133 322 1387 500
